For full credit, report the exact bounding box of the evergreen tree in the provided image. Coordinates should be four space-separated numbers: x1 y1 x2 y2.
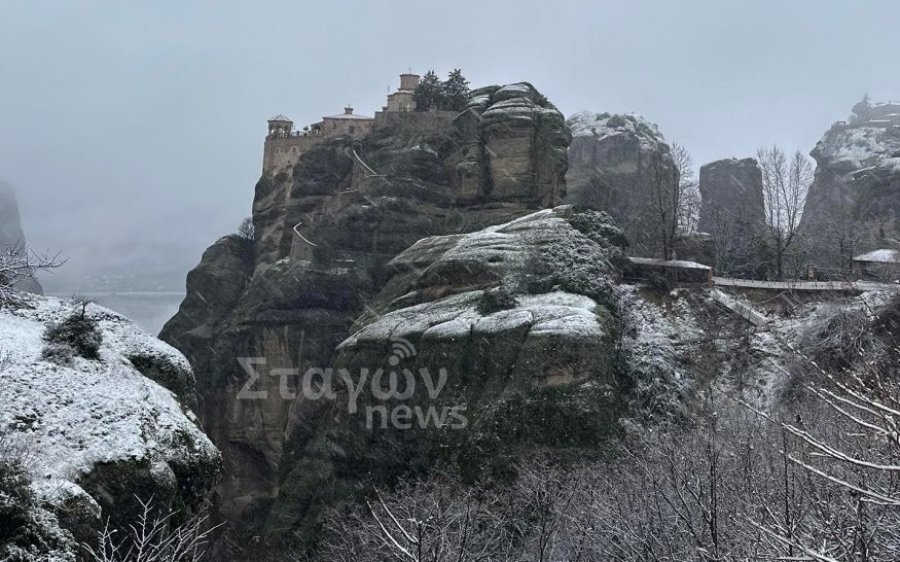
441 69 470 111
851 92 872 123
414 70 442 111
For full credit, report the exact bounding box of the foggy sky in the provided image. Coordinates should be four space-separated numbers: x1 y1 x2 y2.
2 0 899 290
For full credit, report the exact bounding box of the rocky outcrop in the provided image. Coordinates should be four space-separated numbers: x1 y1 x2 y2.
262 206 627 544
0 295 220 560
161 82 573 555
160 234 254 375
450 83 571 205
0 180 42 295
565 111 679 255
800 100 900 270
697 158 767 275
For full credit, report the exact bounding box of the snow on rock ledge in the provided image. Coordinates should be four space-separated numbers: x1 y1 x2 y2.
567 110 668 151
813 123 900 175
338 205 625 393
0 295 220 549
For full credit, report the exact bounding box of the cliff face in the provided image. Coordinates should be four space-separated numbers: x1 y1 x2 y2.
161 83 573 553
697 158 767 275
0 180 42 295
800 103 900 270
265 206 627 543
462 84 571 205
564 111 679 256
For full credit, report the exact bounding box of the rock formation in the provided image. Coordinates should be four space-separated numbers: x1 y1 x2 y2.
697 158 767 275
453 84 571 205
0 179 42 295
259 206 627 540
800 99 900 271
161 82 573 554
157 86 900 560
565 111 679 255
0 295 220 560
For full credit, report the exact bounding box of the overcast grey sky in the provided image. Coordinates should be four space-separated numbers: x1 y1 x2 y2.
2 0 899 289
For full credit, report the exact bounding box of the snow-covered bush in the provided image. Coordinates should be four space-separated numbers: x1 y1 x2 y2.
40 342 75 366
874 292 900 340
615 286 692 428
797 304 872 370
42 304 102 361
0 437 75 561
0 459 33 548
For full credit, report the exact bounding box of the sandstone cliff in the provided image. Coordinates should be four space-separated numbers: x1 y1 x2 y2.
161 82 574 553
259 206 629 543
157 88 900 559
697 158 767 275
565 111 679 256
800 101 900 270
0 180 43 295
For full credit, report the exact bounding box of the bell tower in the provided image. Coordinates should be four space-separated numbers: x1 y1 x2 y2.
267 114 293 138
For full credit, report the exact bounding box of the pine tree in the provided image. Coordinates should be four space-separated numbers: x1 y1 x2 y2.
414 70 442 112
851 93 872 123
441 69 470 111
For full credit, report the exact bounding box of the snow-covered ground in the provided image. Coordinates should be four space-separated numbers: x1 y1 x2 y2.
619 284 898 415
0 294 219 556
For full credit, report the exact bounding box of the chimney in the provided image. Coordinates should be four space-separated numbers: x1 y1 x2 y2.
344 105 353 115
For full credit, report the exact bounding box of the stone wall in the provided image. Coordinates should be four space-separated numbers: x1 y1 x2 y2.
319 117 374 140
373 110 458 135
262 135 323 175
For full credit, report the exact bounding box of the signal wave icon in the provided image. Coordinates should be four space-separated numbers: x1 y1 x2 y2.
388 336 417 366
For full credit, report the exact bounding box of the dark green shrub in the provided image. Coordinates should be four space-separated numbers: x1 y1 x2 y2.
40 342 75 365
0 455 73 561
42 304 102 361
0 460 33 545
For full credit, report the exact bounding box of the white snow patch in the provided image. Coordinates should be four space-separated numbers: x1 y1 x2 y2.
817 124 900 173
0 295 218 511
853 248 900 263
345 290 603 347
567 110 668 152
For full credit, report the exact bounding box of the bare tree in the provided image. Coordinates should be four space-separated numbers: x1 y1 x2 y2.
0 240 63 305
757 146 813 279
316 473 521 562
672 143 701 236
648 150 682 260
236 217 255 241
83 496 217 562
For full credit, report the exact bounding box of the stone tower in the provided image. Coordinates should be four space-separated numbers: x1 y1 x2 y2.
267 115 293 138
399 73 419 91
385 74 420 112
